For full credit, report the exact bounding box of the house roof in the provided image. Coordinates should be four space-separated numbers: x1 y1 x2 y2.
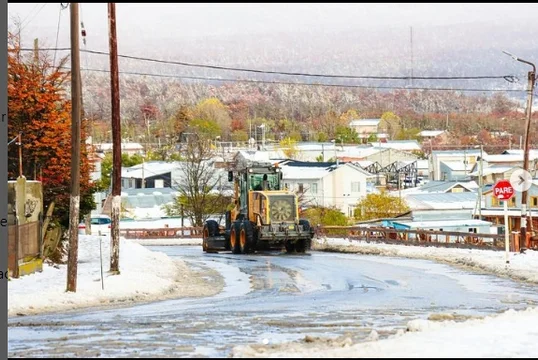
369 140 421 151
349 118 380 126
440 161 469 171
417 180 478 193
403 192 477 210
393 219 492 229
469 165 514 177
432 149 484 156
280 161 373 180
419 130 446 137
122 161 180 179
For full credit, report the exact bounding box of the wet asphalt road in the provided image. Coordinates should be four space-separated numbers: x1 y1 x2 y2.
8 246 538 357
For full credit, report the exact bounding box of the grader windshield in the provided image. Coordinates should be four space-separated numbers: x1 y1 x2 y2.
249 172 280 191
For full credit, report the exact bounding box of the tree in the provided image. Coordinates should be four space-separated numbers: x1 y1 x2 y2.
193 97 232 139
379 111 402 140
354 192 410 221
335 125 359 144
164 133 228 226
279 137 299 159
302 206 349 226
8 32 96 229
97 152 145 191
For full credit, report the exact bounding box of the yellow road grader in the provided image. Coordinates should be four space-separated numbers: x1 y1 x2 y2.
202 161 314 254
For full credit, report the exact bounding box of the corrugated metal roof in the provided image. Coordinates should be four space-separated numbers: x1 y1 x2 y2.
403 192 477 210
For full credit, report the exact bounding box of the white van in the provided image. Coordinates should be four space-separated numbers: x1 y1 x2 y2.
78 215 112 236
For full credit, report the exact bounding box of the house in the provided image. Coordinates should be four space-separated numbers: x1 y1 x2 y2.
349 119 381 140
479 180 538 234
94 142 145 156
279 160 377 217
418 130 449 142
369 140 422 152
469 165 520 186
471 153 538 177
429 149 486 180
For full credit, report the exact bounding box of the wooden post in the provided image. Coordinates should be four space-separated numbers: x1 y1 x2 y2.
66 2 81 293
108 2 121 274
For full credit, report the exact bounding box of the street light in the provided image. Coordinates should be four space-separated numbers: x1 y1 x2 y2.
503 50 536 253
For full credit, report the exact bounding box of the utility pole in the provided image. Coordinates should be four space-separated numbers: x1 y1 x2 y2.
67 2 81 293
108 2 121 273
478 144 483 220
504 51 536 253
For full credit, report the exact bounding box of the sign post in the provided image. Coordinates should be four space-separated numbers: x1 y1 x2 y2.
493 179 515 264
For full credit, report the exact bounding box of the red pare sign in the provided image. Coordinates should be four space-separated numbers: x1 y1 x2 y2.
493 180 515 200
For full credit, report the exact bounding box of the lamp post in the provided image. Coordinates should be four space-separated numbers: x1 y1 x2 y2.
503 51 536 253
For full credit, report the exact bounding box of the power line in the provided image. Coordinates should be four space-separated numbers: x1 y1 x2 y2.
60 66 525 93
19 3 48 31
52 4 68 67
19 47 518 82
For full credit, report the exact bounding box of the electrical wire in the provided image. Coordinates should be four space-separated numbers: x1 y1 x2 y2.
52 4 66 68
58 66 525 93
19 3 47 32
19 47 518 82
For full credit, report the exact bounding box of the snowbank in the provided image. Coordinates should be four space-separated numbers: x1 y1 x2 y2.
232 307 538 358
313 237 538 284
8 235 222 317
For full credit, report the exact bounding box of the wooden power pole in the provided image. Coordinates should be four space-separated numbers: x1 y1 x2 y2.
108 2 121 274
67 2 81 292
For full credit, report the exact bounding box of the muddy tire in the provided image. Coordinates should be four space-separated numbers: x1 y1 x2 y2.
294 238 308 253
202 220 219 252
240 221 255 254
285 240 295 253
230 222 241 254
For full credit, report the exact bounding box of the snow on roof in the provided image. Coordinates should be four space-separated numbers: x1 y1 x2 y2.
432 149 484 156
95 142 144 151
349 118 380 126
419 130 446 137
440 160 469 171
483 154 538 162
503 149 538 157
418 180 478 193
369 140 421 151
469 166 514 176
394 218 492 229
403 192 477 210
122 161 180 179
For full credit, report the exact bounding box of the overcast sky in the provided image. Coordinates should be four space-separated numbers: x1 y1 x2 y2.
8 3 538 50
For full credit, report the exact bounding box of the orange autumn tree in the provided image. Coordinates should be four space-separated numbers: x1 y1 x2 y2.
8 32 96 229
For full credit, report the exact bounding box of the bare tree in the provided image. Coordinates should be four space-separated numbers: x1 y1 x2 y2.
165 134 229 227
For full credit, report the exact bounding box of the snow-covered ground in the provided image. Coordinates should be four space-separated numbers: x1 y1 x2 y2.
8 235 538 357
7 235 221 317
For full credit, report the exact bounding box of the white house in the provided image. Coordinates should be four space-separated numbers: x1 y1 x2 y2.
279 160 377 217
429 149 486 181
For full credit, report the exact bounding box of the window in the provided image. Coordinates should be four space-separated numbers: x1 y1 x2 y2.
531 196 538 207
509 197 517 207
351 182 360 192
311 183 318 194
298 183 304 193
491 197 500 207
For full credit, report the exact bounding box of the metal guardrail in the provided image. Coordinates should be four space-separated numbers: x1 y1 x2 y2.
120 227 203 239
119 224 512 250
316 226 508 250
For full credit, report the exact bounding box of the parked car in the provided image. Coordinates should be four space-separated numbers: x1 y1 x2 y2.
78 215 112 236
